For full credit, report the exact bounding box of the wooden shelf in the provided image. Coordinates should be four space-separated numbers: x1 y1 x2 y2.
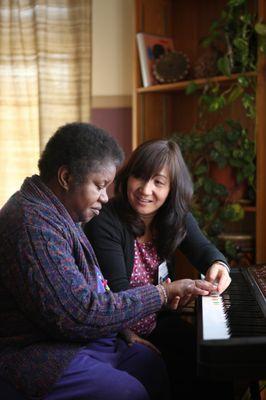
218 233 254 241
243 205 256 213
137 71 257 94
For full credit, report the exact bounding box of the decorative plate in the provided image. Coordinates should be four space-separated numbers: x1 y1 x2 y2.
153 51 190 83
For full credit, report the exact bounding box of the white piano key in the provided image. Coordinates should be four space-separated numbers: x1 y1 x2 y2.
202 293 230 340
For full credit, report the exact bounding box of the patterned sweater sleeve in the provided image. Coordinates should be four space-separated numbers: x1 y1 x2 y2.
7 222 162 342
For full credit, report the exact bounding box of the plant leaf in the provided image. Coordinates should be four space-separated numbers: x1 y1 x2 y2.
186 82 198 95
227 86 243 104
217 56 231 77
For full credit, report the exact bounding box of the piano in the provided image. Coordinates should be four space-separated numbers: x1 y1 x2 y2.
197 264 266 381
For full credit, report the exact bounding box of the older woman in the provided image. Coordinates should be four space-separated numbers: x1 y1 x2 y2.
84 138 232 399
0 124 216 400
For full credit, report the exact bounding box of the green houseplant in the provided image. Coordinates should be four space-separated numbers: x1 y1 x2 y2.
186 0 258 120
170 0 260 264
172 120 256 260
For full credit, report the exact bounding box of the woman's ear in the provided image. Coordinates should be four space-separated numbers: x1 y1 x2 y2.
57 165 71 191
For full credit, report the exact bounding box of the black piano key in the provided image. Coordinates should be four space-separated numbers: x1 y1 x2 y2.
219 268 266 337
197 266 266 381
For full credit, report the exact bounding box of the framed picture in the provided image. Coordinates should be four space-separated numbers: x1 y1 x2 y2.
136 33 175 87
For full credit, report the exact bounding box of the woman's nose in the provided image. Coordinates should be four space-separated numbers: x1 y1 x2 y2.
140 180 153 194
99 188 108 203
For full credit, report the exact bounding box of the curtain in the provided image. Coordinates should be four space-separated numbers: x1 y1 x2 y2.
0 0 92 206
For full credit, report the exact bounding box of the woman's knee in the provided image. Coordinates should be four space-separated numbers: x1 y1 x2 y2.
120 343 170 400
133 342 168 378
96 371 150 400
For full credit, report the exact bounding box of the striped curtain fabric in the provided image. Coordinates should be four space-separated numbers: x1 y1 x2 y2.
0 0 92 206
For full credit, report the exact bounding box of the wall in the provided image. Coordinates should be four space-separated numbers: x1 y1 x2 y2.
91 0 133 158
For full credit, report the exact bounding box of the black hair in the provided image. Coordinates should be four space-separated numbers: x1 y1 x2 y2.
38 122 124 184
114 139 193 261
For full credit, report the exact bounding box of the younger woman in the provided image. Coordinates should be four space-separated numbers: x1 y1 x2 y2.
84 138 232 399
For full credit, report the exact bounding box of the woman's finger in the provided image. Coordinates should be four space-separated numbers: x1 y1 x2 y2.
168 296 180 310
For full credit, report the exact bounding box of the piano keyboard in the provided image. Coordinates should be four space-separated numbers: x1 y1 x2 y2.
202 293 230 340
202 267 266 340
197 265 266 380
223 268 266 337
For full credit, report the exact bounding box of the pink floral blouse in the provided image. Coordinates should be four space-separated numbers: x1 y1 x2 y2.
129 239 162 336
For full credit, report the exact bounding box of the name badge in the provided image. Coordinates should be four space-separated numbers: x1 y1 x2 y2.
158 261 169 284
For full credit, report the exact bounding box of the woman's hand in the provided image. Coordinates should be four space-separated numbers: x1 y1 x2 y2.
163 278 217 310
205 262 231 294
120 329 161 355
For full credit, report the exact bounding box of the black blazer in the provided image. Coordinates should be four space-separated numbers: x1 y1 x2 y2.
84 201 229 292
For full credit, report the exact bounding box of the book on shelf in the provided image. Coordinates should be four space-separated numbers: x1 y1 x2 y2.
136 32 175 87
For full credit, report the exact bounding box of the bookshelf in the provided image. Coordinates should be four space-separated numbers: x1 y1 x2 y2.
133 0 266 277
137 71 257 94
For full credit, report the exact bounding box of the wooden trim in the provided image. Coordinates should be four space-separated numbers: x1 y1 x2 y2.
256 0 266 263
92 95 132 109
132 0 143 149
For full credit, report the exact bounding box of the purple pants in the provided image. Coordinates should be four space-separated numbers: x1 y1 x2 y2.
44 336 171 400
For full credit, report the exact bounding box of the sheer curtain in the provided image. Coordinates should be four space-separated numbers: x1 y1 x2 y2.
0 0 92 206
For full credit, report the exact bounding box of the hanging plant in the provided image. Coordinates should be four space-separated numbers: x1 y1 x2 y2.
187 0 258 122
186 74 256 120
199 0 257 75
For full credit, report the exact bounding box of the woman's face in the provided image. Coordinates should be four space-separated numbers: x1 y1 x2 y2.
63 162 116 223
127 166 170 218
